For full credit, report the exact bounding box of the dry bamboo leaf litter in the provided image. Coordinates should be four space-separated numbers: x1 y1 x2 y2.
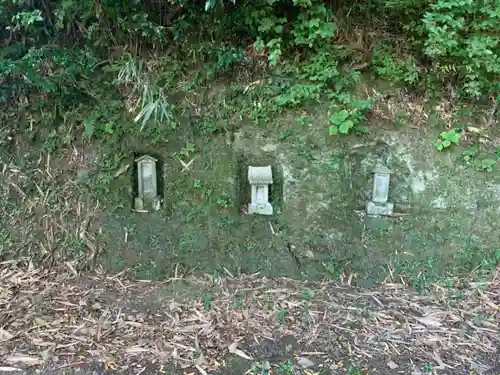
0 261 498 372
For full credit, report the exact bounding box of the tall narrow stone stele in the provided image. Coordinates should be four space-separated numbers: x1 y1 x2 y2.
134 155 161 212
248 165 273 215
366 164 394 217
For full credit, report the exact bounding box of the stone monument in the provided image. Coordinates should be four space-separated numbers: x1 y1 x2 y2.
366 164 393 217
134 155 161 212
248 165 273 215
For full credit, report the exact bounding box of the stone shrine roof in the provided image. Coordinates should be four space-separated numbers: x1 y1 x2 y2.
135 155 158 163
248 166 273 184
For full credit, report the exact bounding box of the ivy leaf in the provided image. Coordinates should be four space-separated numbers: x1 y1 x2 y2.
330 109 349 125
103 123 114 134
440 130 461 145
268 48 281 67
254 38 265 52
339 120 354 134
449 132 460 144
328 125 339 135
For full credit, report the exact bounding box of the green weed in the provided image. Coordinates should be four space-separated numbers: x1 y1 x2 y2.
300 289 315 301
276 308 288 323
346 362 366 375
435 129 461 151
275 360 294 375
372 46 420 85
202 293 213 311
329 97 375 136
180 142 196 158
232 295 244 309
478 158 496 172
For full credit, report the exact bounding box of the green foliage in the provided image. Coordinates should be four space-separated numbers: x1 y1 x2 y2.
329 109 354 135
435 129 461 151
300 289 315 300
291 3 336 48
114 56 177 130
180 141 196 157
275 360 294 375
1 0 496 149
329 96 375 135
346 362 365 375
422 0 500 98
216 197 230 208
249 0 336 67
386 0 500 98
276 308 288 322
461 144 500 172
371 46 420 85
461 145 478 164
202 293 213 311
479 158 496 172
215 45 245 71
422 363 434 372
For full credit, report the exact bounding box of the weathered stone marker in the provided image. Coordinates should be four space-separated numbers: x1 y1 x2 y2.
248 165 273 215
134 155 161 212
366 165 393 216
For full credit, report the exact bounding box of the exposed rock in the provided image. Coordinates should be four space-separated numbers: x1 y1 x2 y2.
387 360 399 370
298 357 315 369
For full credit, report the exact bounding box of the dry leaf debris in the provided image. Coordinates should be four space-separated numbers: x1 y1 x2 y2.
0 260 498 372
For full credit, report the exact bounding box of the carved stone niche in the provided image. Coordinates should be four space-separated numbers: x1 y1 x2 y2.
134 155 161 212
248 165 273 216
366 164 393 217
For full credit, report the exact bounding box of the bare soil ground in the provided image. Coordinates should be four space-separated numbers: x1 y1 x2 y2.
0 260 499 375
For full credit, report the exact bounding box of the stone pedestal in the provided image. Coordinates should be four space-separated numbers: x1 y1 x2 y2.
134 196 161 212
134 197 144 211
366 201 394 217
248 202 273 215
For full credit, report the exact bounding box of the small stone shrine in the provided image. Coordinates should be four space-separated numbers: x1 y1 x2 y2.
248 165 273 215
366 164 394 217
134 155 161 212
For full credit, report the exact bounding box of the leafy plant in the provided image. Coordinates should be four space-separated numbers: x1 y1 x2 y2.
275 360 294 375
202 293 212 311
216 198 230 208
423 0 499 97
329 97 375 135
180 142 196 157
291 4 336 49
479 158 496 172
329 109 354 135
231 295 244 309
249 0 336 67
372 46 420 84
461 145 478 164
300 289 315 300
216 45 245 71
115 57 176 130
435 129 461 151
276 308 288 322
422 362 434 371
